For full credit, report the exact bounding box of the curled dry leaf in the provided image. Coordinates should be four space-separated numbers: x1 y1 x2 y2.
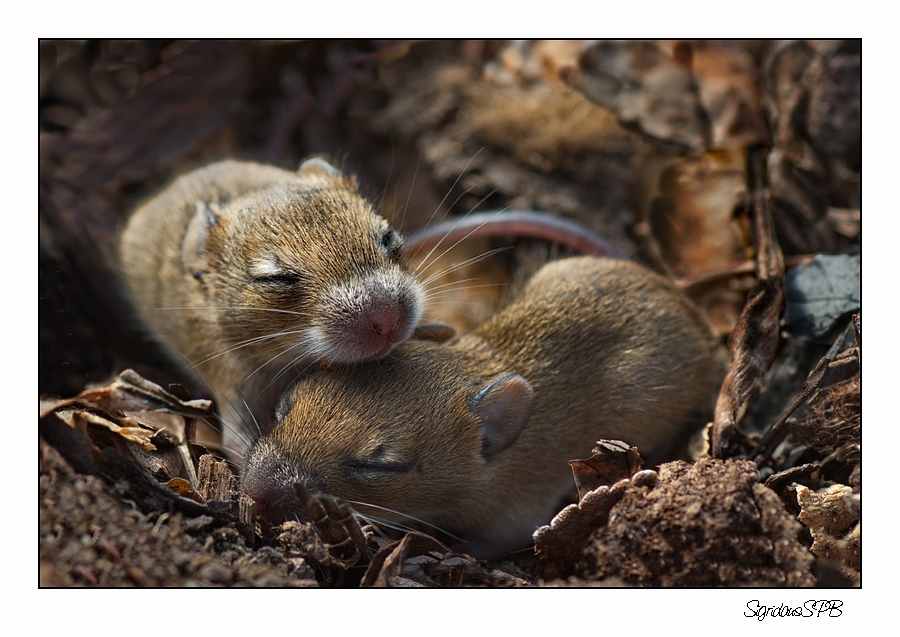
572 40 708 152
40 368 212 420
37 369 240 540
40 369 211 488
52 407 158 451
568 439 644 501
630 147 756 338
165 477 205 503
644 150 751 280
687 41 770 149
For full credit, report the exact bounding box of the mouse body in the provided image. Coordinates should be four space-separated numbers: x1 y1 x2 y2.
118 159 425 456
242 255 726 558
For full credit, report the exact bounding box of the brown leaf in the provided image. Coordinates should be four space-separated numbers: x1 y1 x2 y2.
484 40 584 85
568 440 644 501
165 477 205 503
689 41 770 149
762 40 860 255
40 369 213 420
494 40 768 155
644 150 751 279
54 408 157 452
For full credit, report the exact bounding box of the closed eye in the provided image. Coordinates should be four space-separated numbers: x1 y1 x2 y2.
248 255 307 286
252 272 304 286
343 457 416 479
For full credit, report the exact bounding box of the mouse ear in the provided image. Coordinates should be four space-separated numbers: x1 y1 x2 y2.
298 157 342 178
469 373 534 457
411 323 457 343
182 201 220 281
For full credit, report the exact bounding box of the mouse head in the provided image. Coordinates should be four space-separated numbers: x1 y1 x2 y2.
181 158 424 365
240 339 534 531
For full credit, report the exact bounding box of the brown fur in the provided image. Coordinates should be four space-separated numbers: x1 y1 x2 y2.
118 159 424 457
242 256 727 558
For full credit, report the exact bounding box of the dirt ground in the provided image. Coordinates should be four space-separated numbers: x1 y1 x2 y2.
39 40 860 588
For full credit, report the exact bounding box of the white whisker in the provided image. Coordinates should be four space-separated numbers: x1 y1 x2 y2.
192 328 311 368
414 200 506 276
345 500 464 541
422 146 485 231
156 305 311 317
419 245 513 288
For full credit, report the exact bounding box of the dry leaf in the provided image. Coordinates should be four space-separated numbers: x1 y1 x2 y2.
165 477 205 503
645 150 751 278
572 40 708 152
41 368 213 419
568 439 644 501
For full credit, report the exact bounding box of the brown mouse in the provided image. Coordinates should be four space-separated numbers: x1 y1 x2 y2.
118 158 425 458
241 255 727 558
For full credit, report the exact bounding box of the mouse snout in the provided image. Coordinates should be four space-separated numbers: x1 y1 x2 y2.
312 270 424 362
241 440 325 526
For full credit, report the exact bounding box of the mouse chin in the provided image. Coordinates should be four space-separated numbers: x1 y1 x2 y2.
307 302 419 363
320 324 410 363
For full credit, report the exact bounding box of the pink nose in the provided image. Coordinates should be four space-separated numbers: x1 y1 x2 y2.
368 308 401 338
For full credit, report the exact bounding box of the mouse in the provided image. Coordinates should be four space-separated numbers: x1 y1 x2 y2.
118 158 425 458
240 255 727 558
